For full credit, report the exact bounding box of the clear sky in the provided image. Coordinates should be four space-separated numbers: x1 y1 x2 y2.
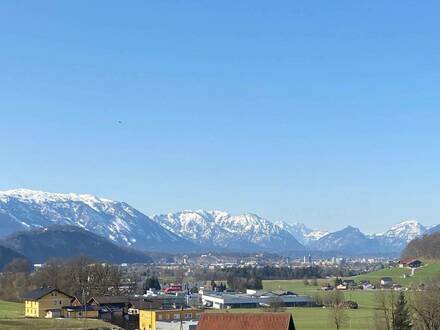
1 1 440 233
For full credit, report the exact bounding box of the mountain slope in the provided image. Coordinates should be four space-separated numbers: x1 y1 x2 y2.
374 220 427 251
0 245 29 270
275 221 328 245
153 210 305 252
1 225 153 264
402 232 440 260
310 226 387 255
379 220 426 242
426 224 440 235
0 189 197 253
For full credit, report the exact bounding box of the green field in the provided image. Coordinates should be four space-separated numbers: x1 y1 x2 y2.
262 280 377 329
259 261 440 329
0 301 112 329
210 306 374 330
351 261 440 287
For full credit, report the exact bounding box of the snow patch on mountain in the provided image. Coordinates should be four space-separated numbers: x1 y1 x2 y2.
378 220 426 242
275 221 328 245
153 210 304 252
0 189 196 252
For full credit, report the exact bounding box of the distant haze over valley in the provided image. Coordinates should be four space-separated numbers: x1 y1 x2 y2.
0 189 438 256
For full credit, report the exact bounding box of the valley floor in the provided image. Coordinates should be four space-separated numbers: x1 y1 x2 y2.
1 262 439 329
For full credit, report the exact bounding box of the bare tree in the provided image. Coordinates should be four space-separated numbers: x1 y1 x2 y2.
376 290 397 330
410 282 440 330
264 296 285 312
3 258 32 274
327 290 348 330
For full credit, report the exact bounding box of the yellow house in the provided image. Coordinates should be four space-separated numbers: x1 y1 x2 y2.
139 309 203 330
23 287 73 318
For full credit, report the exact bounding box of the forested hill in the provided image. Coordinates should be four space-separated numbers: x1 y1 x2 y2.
1 225 153 264
401 233 440 260
0 245 28 271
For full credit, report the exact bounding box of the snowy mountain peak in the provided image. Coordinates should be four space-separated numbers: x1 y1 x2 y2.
0 188 114 204
152 210 304 252
0 189 196 252
275 221 328 244
380 220 426 242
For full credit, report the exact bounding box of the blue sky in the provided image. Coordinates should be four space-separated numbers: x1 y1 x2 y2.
1 1 440 232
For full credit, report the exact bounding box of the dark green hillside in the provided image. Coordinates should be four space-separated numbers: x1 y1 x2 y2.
402 232 440 260
1 225 152 264
0 245 28 271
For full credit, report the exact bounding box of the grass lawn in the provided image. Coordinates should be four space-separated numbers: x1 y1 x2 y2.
351 260 440 287
0 300 113 329
0 318 113 329
0 300 23 319
260 261 440 329
208 307 374 330
263 280 377 329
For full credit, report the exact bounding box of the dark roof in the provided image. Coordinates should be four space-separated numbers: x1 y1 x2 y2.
197 313 295 330
23 287 72 301
271 290 297 296
381 277 393 281
88 296 131 305
62 305 100 311
130 300 161 309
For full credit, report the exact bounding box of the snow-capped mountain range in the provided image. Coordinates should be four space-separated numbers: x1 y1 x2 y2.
0 189 196 252
0 189 438 255
378 220 427 242
275 221 329 245
152 210 304 252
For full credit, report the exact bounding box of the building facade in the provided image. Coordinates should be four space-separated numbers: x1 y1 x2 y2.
139 309 202 330
23 287 73 318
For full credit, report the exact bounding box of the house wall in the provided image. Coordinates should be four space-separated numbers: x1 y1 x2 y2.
140 310 156 330
37 291 72 316
139 310 202 330
25 291 71 318
63 309 99 319
25 300 39 317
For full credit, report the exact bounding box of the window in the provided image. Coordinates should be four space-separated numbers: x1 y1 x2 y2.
174 314 180 320
185 313 192 319
157 314 163 320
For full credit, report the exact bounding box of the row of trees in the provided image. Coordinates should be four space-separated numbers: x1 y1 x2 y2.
222 268 263 291
194 265 354 282
0 256 122 301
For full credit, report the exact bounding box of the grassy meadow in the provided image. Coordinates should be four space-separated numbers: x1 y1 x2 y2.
351 260 440 287
258 261 440 329
262 280 377 329
0 300 112 329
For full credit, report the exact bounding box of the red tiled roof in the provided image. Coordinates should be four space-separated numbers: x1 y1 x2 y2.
197 313 295 330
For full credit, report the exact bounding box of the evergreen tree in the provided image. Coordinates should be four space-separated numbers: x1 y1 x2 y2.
393 292 412 330
335 277 343 286
143 276 161 291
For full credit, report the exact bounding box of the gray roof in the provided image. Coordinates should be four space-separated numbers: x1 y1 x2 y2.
23 287 72 300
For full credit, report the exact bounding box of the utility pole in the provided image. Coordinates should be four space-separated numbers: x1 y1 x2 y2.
82 288 86 330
